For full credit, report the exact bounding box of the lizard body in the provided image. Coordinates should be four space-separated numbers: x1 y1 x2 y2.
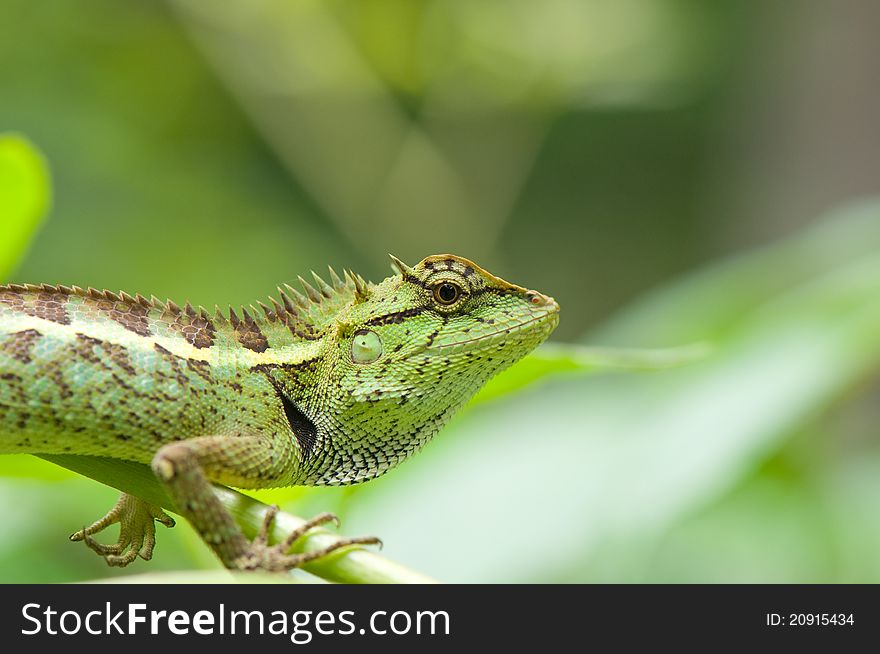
0 254 559 570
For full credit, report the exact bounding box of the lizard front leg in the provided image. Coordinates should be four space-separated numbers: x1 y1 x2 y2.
70 493 175 567
151 436 380 572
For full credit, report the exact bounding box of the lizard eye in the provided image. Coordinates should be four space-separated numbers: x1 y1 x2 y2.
351 329 383 364
433 281 461 306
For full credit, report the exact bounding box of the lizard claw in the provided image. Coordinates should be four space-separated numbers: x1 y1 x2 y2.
71 493 175 567
235 508 381 572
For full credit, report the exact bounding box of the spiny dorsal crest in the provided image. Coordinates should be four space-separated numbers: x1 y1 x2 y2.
388 254 412 277
0 283 155 310
0 264 374 338
272 265 372 326
345 269 370 302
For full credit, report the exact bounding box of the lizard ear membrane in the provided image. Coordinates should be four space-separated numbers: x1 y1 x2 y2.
388 254 412 277
351 329 383 364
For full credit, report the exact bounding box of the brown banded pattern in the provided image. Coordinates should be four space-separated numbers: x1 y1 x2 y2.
230 307 269 353
173 303 216 349
0 328 42 364
88 292 152 336
0 287 71 325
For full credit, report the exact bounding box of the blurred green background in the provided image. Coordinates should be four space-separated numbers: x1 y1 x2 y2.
2 0 880 582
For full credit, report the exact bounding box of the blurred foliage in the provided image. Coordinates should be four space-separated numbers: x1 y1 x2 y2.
0 134 50 279
1 0 879 582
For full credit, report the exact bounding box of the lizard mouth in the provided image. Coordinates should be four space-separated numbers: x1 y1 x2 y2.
422 307 560 356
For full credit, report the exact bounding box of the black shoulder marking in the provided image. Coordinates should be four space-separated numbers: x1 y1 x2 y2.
274 387 318 462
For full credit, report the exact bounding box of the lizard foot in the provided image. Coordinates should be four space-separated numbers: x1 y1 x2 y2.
233 506 382 573
70 493 175 567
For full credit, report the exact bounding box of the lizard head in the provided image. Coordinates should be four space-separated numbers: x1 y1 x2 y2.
303 253 559 484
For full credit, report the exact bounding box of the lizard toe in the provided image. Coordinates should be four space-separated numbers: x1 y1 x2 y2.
72 493 176 567
232 509 380 573
82 532 125 556
105 547 141 567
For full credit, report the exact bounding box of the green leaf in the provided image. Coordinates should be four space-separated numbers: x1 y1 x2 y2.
471 341 711 406
0 133 51 279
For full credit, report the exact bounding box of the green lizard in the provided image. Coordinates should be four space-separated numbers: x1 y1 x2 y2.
0 254 559 572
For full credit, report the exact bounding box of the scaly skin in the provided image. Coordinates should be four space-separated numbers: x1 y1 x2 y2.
0 254 559 571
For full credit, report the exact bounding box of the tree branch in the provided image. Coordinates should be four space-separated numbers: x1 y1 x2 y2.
39 454 436 584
